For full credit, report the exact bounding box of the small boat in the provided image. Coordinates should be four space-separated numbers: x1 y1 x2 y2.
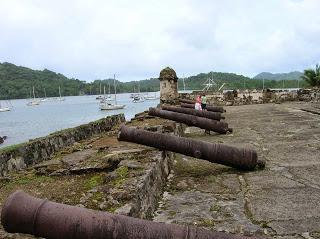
100 74 125 111
27 87 40 106
132 81 145 103
57 86 65 101
99 86 113 103
100 102 125 110
0 106 10 112
40 88 49 102
144 92 158 100
0 98 11 112
132 95 145 103
96 83 103 100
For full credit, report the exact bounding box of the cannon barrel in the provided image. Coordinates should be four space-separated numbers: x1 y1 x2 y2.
149 107 230 134
180 103 226 113
2 191 262 239
162 105 225 121
118 126 263 170
179 98 195 104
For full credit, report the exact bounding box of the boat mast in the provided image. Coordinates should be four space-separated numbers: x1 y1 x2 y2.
44 88 47 98
114 74 117 105
33 86 36 100
103 85 106 101
59 86 61 98
99 83 102 95
183 74 186 91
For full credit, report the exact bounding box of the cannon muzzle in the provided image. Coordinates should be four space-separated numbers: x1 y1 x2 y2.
162 105 225 121
2 191 263 239
118 126 263 171
149 107 231 134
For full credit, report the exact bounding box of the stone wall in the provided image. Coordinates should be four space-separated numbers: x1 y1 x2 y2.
179 88 320 106
115 151 173 219
0 114 125 176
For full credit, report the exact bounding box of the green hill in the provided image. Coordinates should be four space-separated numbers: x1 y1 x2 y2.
0 62 86 99
0 62 309 100
254 71 303 80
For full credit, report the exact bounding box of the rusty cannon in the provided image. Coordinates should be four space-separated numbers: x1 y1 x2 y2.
180 103 226 113
179 98 195 104
162 105 225 121
118 126 264 170
2 191 263 239
149 107 231 134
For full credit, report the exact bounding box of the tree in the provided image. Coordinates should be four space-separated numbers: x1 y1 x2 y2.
301 64 320 87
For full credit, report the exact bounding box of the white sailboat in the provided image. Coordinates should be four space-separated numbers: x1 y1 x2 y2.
106 80 112 99
0 100 10 112
96 83 103 100
57 86 65 101
40 88 48 102
132 81 145 103
27 87 40 106
100 75 125 110
99 86 111 103
144 91 158 100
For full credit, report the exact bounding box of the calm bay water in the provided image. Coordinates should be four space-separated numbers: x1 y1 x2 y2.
0 93 159 148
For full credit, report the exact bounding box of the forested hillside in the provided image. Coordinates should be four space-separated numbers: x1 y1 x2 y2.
0 62 308 100
0 62 86 99
254 71 303 80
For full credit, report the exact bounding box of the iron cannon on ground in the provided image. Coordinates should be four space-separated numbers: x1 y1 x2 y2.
161 105 225 121
149 107 231 134
1 191 263 239
180 103 226 113
118 126 264 171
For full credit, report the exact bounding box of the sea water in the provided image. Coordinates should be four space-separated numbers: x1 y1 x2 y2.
0 93 159 148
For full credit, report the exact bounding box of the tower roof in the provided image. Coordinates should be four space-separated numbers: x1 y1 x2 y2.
159 67 178 81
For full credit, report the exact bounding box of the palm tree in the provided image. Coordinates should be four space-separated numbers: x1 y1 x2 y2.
301 64 320 87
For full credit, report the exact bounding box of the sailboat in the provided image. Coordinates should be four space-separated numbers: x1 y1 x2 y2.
57 86 65 101
40 88 48 102
132 81 145 103
0 100 10 112
144 91 158 100
96 83 103 100
27 87 40 106
100 86 108 104
100 75 125 110
106 80 112 99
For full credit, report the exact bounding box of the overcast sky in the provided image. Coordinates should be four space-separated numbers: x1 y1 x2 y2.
0 0 319 82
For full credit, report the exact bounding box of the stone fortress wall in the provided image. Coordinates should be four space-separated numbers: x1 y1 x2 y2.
0 114 125 177
180 88 320 106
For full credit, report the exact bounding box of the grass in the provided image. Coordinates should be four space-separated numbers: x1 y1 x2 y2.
197 218 216 227
0 142 25 153
85 174 104 190
112 166 129 187
210 204 221 212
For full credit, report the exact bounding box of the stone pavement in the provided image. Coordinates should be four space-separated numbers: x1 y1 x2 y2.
153 102 320 239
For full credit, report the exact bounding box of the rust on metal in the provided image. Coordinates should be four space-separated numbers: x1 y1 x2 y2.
162 105 225 121
149 107 231 134
118 126 262 170
179 98 195 104
180 103 226 113
2 191 263 239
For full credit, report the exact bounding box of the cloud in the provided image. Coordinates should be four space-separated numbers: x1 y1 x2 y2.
0 0 319 81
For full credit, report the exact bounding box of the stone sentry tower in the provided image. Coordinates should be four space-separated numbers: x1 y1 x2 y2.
159 67 179 104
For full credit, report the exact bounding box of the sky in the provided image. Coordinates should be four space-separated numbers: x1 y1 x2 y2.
0 0 319 82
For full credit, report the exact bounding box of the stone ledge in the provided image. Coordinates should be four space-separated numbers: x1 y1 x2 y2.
0 114 125 176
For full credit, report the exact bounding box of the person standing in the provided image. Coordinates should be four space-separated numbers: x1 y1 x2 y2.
201 94 207 110
195 95 202 110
